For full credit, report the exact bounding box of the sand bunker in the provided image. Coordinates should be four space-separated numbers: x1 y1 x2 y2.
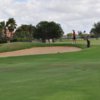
0 46 81 57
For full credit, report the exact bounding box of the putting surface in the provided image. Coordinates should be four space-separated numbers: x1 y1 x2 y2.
0 46 81 57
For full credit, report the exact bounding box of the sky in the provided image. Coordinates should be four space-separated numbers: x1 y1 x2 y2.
0 0 100 34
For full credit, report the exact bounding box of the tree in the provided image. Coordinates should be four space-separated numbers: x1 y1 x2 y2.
5 18 17 42
90 22 100 38
48 22 64 42
34 21 49 43
15 24 36 42
34 21 64 43
67 33 73 39
78 31 89 39
78 31 83 39
0 21 5 42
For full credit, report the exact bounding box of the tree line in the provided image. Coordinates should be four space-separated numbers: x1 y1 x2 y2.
0 18 64 43
0 18 100 43
90 22 100 39
67 22 100 39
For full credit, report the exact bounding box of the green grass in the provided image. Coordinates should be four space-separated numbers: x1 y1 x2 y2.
0 38 99 52
0 42 85 53
0 44 100 100
59 38 100 45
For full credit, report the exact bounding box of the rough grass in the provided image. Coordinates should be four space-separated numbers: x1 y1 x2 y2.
59 38 100 45
0 38 98 53
0 42 85 53
0 44 100 100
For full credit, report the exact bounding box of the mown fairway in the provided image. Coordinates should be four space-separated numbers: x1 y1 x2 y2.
0 41 100 100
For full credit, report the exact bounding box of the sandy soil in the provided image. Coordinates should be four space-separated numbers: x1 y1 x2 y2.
0 46 81 57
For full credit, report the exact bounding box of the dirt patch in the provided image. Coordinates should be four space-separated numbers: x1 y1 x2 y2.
0 46 81 57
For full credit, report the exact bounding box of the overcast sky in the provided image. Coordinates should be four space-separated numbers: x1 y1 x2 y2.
0 0 100 34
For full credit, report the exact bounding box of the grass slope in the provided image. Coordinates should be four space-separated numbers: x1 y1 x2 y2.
0 42 85 53
0 38 99 53
0 45 100 100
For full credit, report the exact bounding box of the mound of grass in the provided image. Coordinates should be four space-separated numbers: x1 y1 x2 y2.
0 45 100 100
0 42 35 52
0 42 85 53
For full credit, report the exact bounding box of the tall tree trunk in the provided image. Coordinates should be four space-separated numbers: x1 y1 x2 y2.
52 38 55 43
48 39 50 43
6 37 11 43
42 38 46 43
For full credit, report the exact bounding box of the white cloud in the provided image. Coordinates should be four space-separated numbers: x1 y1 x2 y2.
0 0 100 33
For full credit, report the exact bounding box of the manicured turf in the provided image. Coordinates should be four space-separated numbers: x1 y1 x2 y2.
0 44 100 100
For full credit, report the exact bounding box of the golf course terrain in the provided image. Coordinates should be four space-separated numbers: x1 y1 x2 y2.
0 39 100 100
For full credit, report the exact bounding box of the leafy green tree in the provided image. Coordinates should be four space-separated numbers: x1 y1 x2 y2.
0 21 5 32
34 21 49 42
48 22 64 42
15 24 36 42
78 31 83 39
34 21 64 43
67 33 73 39
90 22 100 38
78 31 89 39
0 21 6 42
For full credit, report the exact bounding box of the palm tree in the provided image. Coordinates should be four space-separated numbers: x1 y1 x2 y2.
6 18 17 42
